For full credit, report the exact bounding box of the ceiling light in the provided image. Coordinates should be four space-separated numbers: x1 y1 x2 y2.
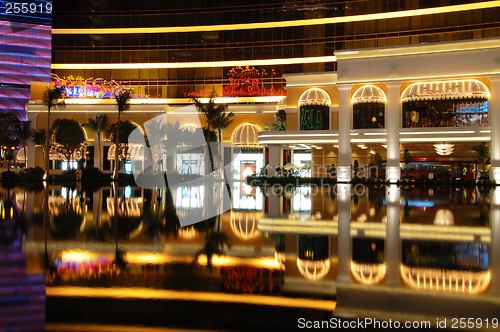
434 143 454 155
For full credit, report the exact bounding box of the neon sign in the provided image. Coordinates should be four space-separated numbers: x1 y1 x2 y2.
51 74 121 99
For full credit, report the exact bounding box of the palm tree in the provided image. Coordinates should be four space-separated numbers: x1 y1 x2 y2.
83 115 108 170
15 120 34 167
192 92 232 172
113 90 132 180
43 86 65 178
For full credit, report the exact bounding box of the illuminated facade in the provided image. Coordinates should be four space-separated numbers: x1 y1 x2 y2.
1 1 52 118
50 0 500 98
20 1 500 179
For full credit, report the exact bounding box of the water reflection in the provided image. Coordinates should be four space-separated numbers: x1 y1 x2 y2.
3 182 499 328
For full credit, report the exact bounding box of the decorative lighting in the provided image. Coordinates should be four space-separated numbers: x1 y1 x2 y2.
297 258 331 281
400 265 490 294
350 262 386 285
381 144 387 149
298 88 332 107
401 79 490 102
357 144 368 149
434 143 454 155
434 209 455 226
231 123 262 147
351 85 387 105
369 150 376 155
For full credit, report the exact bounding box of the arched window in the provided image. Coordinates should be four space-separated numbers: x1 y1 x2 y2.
298 88 331 130
401 80 490 128
352 85 387 129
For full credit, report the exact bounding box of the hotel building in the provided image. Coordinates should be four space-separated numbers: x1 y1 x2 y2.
19 0 500 182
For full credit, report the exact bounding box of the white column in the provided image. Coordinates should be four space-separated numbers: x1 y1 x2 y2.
489 76 500 183
337 183 351 283
267 144 282 177
385 82 402 183
490 187 500 295
337 84 353 182
385 184 401 286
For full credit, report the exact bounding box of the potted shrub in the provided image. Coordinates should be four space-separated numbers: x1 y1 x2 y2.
473 142 490 185
374 153 384 183
403 149 413 183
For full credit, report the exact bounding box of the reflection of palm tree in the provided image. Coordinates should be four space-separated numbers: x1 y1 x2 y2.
50 197 83 240
194 226 231 269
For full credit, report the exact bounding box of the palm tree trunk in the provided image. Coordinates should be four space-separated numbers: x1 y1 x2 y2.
113 112 121 180
44 107 51 178
98 132 102 170
23 139 27 166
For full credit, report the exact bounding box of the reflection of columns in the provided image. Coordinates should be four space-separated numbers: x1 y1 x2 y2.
25 191 35 241
489 77 500 183
385 82 401 183
385 185 401 286
337 184 351 283
266 186 283 218
26 112 36 168
267 144 282 177
93 190 102 226
337 84 353 182
490 188 500 295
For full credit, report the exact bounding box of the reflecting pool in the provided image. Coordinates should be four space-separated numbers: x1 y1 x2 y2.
1 182 499 330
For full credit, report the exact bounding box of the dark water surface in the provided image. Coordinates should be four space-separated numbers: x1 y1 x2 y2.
1 182 498 331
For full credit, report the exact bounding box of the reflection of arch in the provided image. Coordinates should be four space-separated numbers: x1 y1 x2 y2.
401 79 490 102
298 88 331 107
178 226 199 239
106 197 143 217
276 96 287 111
352 85 387 105
231 123 262 147
179 123 201 133
297 258 331 281
350 261 386 285
230 210 264 240
433 209 454 226
400 265 490 294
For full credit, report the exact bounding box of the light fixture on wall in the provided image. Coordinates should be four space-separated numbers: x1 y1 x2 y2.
357 144 368 149
434 143 454 155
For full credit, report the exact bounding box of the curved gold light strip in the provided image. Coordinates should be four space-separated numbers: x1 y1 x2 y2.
231 123 262 147
350 262 386 285
401 79 490 102
230 210 264 240
297 258 331 281
52 1 500 34
298 88 332 107
400 264 490 294
52 56 337 70
352 85 387 105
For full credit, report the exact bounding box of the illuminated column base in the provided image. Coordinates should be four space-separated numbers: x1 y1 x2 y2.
267 144 282 177
490 166 500 184
336 165 352 182
385 166 400 183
